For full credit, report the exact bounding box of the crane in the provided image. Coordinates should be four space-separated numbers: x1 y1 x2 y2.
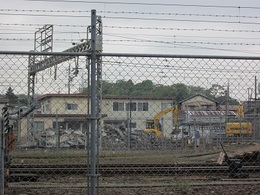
144 104 178 138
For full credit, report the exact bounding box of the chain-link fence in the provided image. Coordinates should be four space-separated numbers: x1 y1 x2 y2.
0 52 260 194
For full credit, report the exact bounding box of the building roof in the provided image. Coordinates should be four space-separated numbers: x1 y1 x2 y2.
37 93 174 101
219 105 239 112
34 113 107 119
179 93 218 104
187 110 236 116
0 98 9 104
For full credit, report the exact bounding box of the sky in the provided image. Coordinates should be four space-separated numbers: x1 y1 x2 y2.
1 0 260 56
1 0 260 102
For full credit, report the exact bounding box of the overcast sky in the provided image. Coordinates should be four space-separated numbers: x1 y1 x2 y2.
1 0 260 56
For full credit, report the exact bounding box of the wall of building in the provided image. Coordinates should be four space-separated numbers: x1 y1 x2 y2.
180 96 217 111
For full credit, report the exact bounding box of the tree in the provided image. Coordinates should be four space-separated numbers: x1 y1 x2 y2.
172 83 190 102
209 84 225 97
17 94 28 105
5 87 18 104
79 79 239 104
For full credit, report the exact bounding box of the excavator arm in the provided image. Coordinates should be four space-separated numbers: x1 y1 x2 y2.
144 104 178 138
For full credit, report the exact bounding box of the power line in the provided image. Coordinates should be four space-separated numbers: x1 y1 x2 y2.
103 42 260 55
0 9 90 13
2 36 259 55
3 29 260 41
0 23 88 28
25 0 260 10
2 36 260 46
0 38 86 42
105 25 260 33
1 23 260 34
105 33 260 41
1 12 260 25
104 39 260 46
2 9 260 20
101 11 260 19
102 16 260 25
102 59 259 74
0 12 90 18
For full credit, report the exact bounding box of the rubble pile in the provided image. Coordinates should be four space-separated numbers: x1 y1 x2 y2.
101 124 148 149
31 129 87 148
27 124 148 149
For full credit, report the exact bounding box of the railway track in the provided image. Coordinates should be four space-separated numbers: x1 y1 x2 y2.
8 163 260 176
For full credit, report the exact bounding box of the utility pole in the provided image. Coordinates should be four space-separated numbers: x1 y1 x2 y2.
254 76 257 139
225 80 230 123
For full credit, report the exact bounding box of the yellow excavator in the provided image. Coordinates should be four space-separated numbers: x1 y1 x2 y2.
144 104 178 138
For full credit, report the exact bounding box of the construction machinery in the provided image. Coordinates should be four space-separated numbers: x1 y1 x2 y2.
225 122 253 136
225 103 253 136
144 104 178 138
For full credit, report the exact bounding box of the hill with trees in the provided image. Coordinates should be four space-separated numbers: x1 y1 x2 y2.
81 79 238 105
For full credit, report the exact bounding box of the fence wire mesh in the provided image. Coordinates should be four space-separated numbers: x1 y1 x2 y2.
0 52 260 194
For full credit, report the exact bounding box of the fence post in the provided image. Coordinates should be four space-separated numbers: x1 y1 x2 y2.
0 106 9 195
90 9 98 195
0 117 4 195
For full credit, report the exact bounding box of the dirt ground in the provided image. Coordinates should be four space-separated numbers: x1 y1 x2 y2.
5 142 259 194
4 184 260 195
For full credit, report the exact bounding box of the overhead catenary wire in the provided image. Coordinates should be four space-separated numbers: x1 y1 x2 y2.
104 25 260 33
1 3 260 55
1 13 260 25
3 29 260 41
2 23 260 34
104 39 260 46
2 37 260 47
105 33 260 40
1 9 260 25
1 9 260 19
1 36 259 55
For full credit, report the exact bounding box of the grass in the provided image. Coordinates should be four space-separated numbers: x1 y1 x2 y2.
9 148 220 164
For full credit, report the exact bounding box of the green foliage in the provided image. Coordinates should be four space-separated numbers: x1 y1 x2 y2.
78 79 238 104
101 79 233 101
209 84 226 97
3 87 28 105
5 87 18 104
17 94 28 105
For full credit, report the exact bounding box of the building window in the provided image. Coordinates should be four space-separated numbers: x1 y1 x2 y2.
126 102 136 111
113 102 124 111
52 121 66 130
42 103 50 113
113 102 148 111
33 121 44 131
161 102 172 110
65 103 78 110
137 102 148 111
186 105 196 111
202 105 212 111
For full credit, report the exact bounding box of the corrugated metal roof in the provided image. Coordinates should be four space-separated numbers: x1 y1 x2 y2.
188 110 236 116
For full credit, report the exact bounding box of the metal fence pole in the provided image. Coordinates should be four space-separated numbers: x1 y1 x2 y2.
0 117 4 195
90 9 98 195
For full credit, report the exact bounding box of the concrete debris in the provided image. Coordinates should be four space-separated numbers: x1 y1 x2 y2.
27 123 148 148
30 129 87 148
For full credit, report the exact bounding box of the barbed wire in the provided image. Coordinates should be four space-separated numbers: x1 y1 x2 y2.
104 25 260 33
1 9 260 19
1 37 260 46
